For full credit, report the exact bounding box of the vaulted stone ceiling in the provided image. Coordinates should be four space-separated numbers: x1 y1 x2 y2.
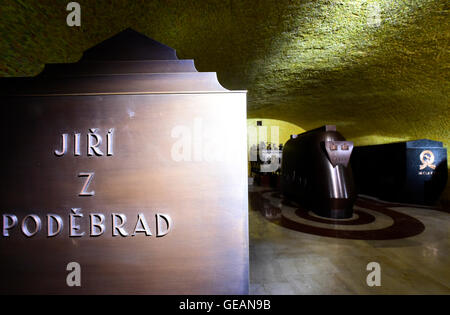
1 0 449 148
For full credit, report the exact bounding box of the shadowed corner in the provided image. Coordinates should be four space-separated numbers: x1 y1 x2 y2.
438 168 450 210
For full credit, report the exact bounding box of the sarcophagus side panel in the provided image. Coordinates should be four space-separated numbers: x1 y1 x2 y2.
0 93 248 294
0 29 249 294
351 140 448 205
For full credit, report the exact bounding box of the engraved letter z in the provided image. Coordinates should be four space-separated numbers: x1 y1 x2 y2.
78 172 95 196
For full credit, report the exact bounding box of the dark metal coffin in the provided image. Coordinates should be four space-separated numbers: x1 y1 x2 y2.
280 125 356 219
0 29 249 294
351 139 448 205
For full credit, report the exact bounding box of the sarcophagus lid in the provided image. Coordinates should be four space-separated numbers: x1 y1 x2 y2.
0 29 249 294
0 28 230 96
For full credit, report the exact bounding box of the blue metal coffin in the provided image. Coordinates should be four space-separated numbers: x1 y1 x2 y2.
351 139 448 205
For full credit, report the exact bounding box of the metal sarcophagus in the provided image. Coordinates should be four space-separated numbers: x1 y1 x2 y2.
280 125 356 219
0 29 249 294
351 139 448 205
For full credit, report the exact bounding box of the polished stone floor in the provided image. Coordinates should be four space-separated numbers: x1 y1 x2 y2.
248 185 450 294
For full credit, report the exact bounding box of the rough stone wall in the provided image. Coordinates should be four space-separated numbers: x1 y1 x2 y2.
1 0 449 201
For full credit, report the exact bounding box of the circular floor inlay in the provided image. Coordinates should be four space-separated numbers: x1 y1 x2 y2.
307 211 360 221
300 210 373 225
250 189 425 240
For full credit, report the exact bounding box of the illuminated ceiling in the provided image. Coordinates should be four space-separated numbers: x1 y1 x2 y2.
1 0 449 146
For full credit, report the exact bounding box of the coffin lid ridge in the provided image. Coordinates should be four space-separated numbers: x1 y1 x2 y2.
0 29 238 95
80 28 179 61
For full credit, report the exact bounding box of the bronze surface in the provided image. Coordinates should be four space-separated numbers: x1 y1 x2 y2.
280 125 356 219
0 29 249 294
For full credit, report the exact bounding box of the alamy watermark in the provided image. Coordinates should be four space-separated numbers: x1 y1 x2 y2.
366 262 381 287
66 2 81 27
170 118 281 172
66 261 81 287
